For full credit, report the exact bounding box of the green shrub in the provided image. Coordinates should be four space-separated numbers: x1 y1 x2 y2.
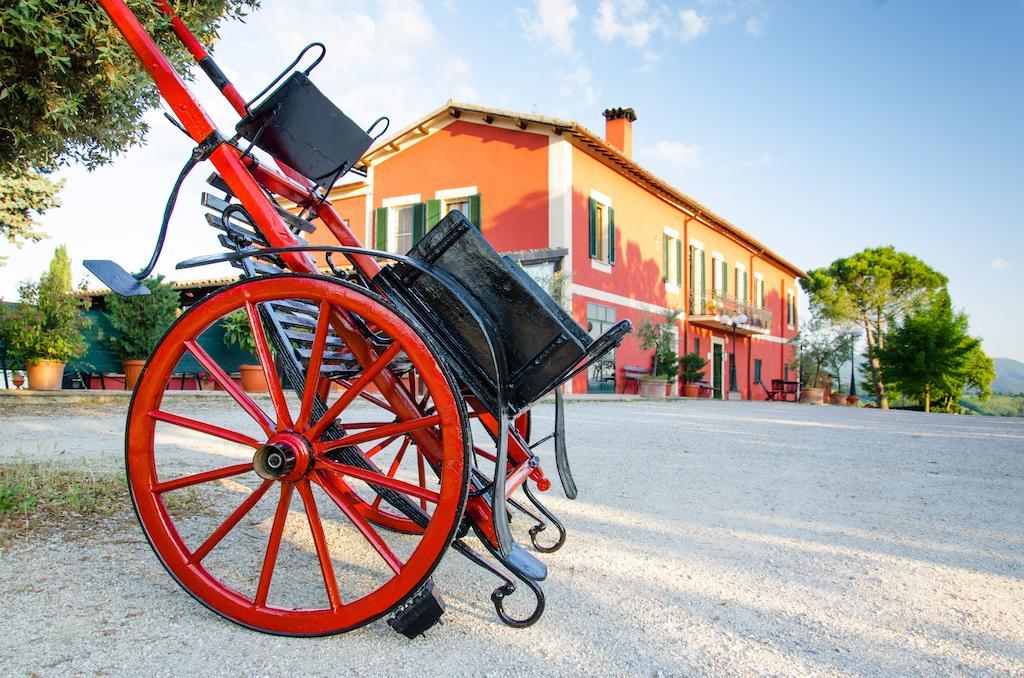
105 276 179 361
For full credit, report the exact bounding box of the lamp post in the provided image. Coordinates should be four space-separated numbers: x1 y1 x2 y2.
719 312 749 397
849 337 856 397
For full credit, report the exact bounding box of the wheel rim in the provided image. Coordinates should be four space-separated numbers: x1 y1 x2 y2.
126 276 468 636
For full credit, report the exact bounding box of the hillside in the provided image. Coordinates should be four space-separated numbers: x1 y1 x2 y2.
993 357 1024 394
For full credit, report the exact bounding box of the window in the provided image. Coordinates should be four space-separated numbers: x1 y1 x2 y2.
735 265 749 302
755 274 765 308
712 255 727 296
690 244 706 314
663 229 681 289
375 199 425 254
693 337 700 356
588 194 615 265
786 290 796 328
427 191 481 231
754 358 763 384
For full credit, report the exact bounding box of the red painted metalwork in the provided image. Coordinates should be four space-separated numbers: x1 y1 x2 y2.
126 276 469 635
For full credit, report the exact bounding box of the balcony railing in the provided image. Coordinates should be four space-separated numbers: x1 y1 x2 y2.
689 290 773 333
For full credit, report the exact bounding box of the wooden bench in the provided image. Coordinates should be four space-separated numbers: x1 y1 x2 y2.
623 365 651 394
762 379 799 401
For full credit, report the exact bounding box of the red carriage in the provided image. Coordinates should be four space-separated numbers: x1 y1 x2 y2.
87 0 630 636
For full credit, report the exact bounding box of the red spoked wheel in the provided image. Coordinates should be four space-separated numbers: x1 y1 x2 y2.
126 275 469 636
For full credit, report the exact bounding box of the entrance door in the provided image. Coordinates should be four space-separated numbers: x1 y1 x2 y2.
587 302 617 393
712 343 724 399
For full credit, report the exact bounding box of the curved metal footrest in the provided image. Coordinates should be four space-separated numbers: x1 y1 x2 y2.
452 530 546 628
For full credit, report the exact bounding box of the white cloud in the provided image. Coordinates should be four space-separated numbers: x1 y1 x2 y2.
558 64 595 105
594 0 660 48
745 16 763 36
678 8 710 42
517 0 580 56
643 140 702 170
991 259 1012 271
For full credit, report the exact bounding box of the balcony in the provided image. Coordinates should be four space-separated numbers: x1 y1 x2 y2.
688 291 773 335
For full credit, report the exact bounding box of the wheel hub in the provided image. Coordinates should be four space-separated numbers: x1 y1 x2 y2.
253 433 311 482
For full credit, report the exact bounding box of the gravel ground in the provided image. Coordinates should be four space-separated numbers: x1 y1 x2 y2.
1 397 1022 676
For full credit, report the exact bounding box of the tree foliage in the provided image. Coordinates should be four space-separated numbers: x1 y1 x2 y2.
0 245 89 365
0 0 258 245
0 168 63 254
105 276 180 361
801 246 947 408
637 310 682 380
876 290 992 412
790 312 858 389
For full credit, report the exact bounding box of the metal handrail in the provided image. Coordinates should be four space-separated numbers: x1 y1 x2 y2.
689 290 773 331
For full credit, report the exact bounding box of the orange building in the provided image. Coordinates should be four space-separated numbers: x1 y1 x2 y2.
316 101 805 398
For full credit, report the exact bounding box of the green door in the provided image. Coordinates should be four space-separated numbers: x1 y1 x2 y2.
712 343 724 399
587 302 617 393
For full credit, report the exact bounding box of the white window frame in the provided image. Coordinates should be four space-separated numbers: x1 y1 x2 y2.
735 262 747 302
382 193 421 254
711 251 725 294
754 272 765 308
590 189 613 272
435 186 477 218
664 226 681 294
786 288 796 329
690 239 706 311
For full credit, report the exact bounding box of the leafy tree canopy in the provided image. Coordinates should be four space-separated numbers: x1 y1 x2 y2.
801 246 947 409
876 290 992 412
0 0 258 245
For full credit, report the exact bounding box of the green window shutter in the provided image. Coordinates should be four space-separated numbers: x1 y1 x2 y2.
663 238 669 282
675 239 682 286
411 202 426 243
468 193 482 229
374 207 388 250
425 199 442 231
588 198 598 258
608 207 616 264
700 250 706 299
722 261 728 294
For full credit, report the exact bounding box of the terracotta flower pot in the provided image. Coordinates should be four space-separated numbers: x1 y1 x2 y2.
846 395 859 406
683 383 701 398
800 386 824 405
26 360 65 391
12 373 26 389
123 360 146 391
829 393 846 406
239 364 268 393
638 377 667 398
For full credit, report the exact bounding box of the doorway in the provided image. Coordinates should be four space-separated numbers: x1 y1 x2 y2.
587 302 617 393
712 341 724 399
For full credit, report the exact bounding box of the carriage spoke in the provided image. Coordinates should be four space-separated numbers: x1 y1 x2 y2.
296 479 342 610
416 448 427 510
148 410 262 449
153 462 254 494
298 300 333 430
315 458 440 504
186 340 274 436
307 342 402 440
364 435 401 459
254 483 294 607
244 302 293 431
336 379 396 414
316 414 440 451
188 480 273 565
315 471 403 575
373 438 413 510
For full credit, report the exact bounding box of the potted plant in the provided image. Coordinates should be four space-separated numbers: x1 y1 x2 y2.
791 313 857 406
222 309 268 393
636 310 681 398
105 276 180 390
846 394 859 406
678 351 708 397
0 246 88 390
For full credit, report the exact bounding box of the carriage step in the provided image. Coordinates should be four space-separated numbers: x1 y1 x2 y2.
387 580 445 638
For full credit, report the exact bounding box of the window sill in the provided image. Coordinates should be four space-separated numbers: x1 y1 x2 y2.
591 259 612 274
664 283 680 294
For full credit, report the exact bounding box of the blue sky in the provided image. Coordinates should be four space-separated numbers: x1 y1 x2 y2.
2 0 1021 359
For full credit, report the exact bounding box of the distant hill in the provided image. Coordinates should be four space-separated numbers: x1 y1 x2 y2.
993 357 1024 395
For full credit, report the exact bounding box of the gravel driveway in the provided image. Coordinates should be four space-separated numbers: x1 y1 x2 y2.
1 397 1022 676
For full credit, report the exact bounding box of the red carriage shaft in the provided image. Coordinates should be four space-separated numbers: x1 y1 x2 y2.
98 0 544 551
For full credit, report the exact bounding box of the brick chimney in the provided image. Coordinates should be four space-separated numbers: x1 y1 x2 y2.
603 107 637 158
